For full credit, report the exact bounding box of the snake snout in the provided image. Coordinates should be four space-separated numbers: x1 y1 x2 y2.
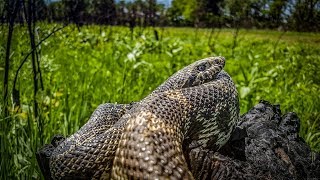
198 57 226 83
208 57 225 68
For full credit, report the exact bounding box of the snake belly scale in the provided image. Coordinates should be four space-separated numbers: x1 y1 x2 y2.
50 57 240 179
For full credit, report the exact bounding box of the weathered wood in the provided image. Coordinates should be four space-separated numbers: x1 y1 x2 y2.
188 100 320 179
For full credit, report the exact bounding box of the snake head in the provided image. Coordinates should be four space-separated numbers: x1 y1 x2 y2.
182 56 225 88
152 56 226 94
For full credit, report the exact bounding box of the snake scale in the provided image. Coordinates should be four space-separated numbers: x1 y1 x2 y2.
50 56 240 179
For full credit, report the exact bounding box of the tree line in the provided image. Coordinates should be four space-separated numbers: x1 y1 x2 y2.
0 0 319 31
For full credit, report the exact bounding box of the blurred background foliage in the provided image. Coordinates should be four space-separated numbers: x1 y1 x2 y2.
0 0 319 179
0 0 319 31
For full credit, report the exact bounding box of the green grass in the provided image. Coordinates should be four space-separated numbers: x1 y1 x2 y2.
0 24 319 179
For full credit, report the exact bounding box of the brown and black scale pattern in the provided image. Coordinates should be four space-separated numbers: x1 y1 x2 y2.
49 57 239 180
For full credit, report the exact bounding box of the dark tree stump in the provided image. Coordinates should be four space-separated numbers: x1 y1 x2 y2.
188 100 320 179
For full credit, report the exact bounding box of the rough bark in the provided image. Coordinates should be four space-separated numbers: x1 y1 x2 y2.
188 100 320 179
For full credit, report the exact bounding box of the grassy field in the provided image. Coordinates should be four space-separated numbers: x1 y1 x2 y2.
1 24 320 179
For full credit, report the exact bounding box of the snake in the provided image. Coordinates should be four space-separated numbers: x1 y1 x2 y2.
50 56 240 179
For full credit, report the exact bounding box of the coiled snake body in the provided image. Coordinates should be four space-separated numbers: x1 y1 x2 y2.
50 57 239 179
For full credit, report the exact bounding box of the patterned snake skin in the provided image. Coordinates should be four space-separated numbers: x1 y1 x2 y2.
50 57 239 179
